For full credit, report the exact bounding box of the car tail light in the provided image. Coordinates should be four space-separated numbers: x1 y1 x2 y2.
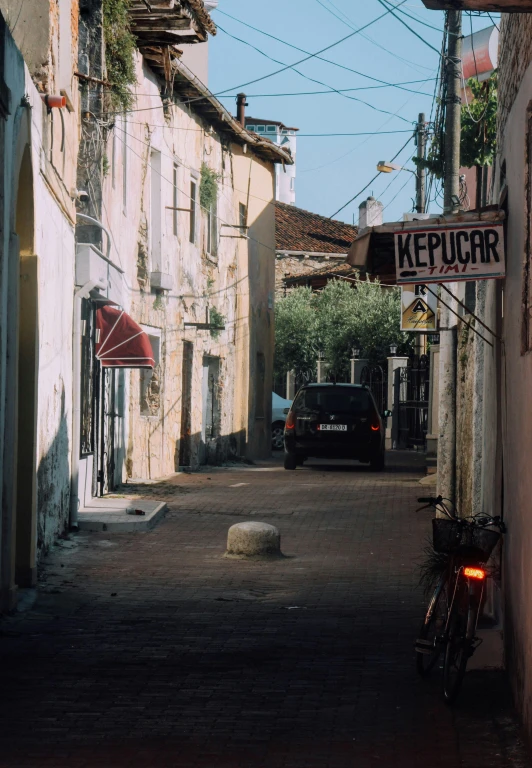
371 423 380 431
285 411 296 430
464 567 486 580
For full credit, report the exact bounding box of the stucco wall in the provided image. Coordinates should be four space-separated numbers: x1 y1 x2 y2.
98 54 276 479
496 50 532 737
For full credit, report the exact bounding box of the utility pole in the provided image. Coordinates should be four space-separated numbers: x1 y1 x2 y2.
438 11 462 508
443 12 463 214
415 113 426 214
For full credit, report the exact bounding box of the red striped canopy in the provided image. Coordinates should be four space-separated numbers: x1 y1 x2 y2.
95 305 155 369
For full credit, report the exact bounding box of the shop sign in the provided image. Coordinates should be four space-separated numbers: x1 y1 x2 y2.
400 284 438 332
394 222 505 285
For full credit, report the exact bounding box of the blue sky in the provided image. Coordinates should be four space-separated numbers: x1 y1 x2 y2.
208 2 498 225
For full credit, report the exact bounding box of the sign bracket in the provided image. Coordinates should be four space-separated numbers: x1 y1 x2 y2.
423 284 494 348
438 282 500 340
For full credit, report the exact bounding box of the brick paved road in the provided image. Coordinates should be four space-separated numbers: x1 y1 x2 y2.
0 453 528 768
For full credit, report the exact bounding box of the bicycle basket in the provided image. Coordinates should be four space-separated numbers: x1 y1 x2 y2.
432 518 500 563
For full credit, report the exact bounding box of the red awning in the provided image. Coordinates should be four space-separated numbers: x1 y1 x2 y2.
95 305 155 369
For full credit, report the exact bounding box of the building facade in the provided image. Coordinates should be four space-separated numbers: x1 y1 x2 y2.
0 0 81 610
245 117 297 205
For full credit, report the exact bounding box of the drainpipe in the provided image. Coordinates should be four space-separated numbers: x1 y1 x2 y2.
236 93 248 128
76 212 112 261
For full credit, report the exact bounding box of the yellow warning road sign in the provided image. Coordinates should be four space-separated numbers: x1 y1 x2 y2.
400 284 438 332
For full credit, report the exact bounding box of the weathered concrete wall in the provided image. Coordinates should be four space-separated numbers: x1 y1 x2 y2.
1 7 79 608
98 54 277 480
233 147 276 460
275 254 345 292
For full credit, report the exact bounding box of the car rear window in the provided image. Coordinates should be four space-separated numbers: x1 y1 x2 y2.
293 387 375 415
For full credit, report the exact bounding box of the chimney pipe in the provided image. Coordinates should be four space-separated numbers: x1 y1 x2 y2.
236 93 248 127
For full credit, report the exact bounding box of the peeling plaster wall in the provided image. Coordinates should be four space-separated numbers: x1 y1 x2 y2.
29 72 76 554
100 54 277 479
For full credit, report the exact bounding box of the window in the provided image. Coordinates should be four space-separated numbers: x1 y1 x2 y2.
150 149 162 269
207 192 218 258
267 125 276 133
189 179 197 244
112 128 117 188
140 332 161 416
257 125 265 132
293 386 374 416
122 114 128 213
239 203 247 234
172 163 178 236
290 177 295 192
247 125 256 132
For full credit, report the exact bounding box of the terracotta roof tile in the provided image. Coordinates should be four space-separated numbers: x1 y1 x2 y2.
275 202 358 254
284 262 357 286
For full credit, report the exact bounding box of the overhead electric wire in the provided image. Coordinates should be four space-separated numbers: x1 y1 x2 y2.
321 0 443 34
486 12 500 32
376 0 443 54
328 133 414 219
119 119 415 138
300 72 436 173
203 0 411 100
216 24 412 122
216 82 434 98
216 9 437 93
310 1 435 74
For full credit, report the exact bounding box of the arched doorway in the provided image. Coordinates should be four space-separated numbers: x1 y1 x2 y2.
14 141 39 587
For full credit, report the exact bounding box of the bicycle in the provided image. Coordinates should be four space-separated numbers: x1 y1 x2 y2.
414 495 505 704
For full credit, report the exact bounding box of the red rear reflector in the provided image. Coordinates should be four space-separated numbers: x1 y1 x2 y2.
285 411 296 429
464 567 486 580
371 424 380 431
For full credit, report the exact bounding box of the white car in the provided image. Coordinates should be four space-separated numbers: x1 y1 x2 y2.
272 392 293 450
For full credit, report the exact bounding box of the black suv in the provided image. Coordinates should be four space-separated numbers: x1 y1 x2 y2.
283 383 389 471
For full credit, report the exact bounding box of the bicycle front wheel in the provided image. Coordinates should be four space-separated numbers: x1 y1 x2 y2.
416 575 448 677
443 578 477 704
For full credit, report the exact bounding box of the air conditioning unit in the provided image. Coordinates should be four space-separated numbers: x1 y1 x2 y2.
75 243 108 287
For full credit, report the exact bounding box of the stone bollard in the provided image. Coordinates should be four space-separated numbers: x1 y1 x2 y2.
225 521 283 559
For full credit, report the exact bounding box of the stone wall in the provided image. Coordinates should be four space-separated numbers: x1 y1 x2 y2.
498 14 532 140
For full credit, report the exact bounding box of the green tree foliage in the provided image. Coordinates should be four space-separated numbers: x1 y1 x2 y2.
414 71 497 180
274 287 318 381
460 73 497 168
200 164 221 210
103 0 137 111
275 280 413 381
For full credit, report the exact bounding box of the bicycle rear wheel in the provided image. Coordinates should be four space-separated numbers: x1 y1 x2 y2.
416 575 447 677
443 578 476 704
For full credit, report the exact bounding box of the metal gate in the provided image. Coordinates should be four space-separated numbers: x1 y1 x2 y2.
360 364 388 413
98 365 117 495
395 355 429 449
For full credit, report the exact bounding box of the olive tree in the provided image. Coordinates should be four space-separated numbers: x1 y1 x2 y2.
275 278 413 382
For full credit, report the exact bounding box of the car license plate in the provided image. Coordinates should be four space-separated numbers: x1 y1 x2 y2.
320 424 347 431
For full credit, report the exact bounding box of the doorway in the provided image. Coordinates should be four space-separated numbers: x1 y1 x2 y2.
179 341 194 467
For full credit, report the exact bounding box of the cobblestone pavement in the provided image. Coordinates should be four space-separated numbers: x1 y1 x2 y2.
0 453 529 768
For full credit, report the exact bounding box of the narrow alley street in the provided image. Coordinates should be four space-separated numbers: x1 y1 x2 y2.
0 454 527 767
